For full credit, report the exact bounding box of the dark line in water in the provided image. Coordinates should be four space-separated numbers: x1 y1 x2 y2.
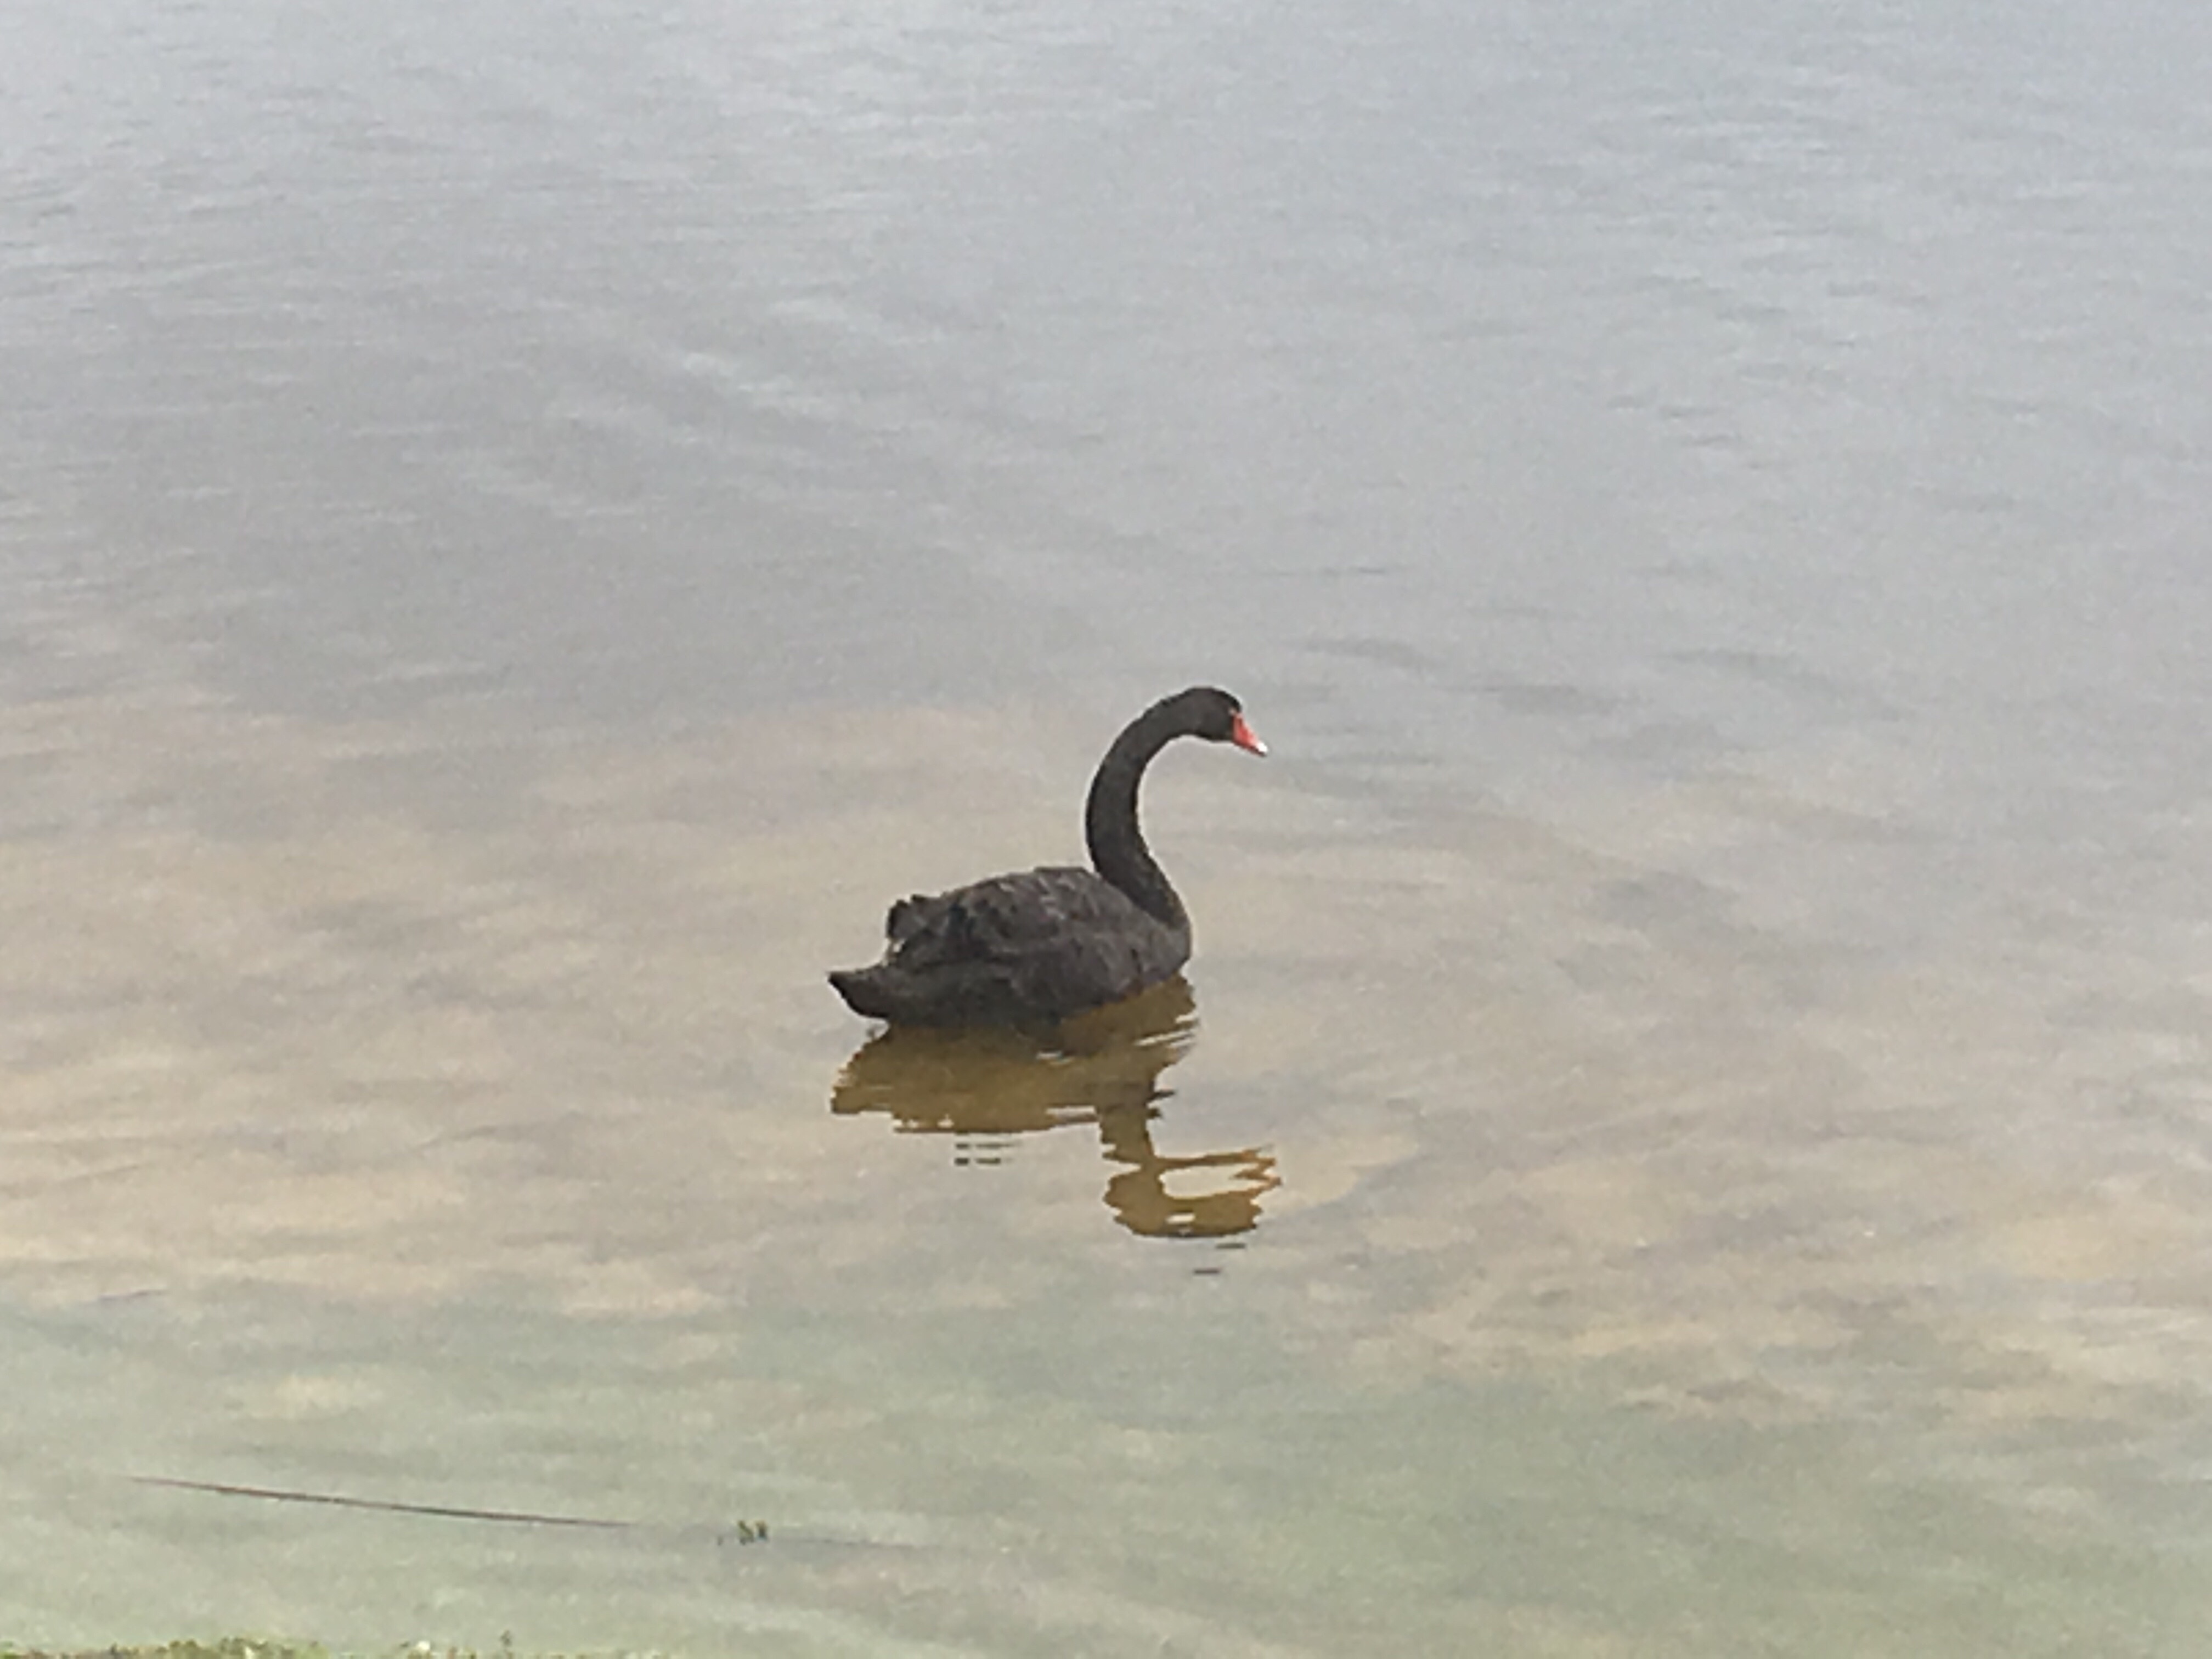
133 1474 635 1531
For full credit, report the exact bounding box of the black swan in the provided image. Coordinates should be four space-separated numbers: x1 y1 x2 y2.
830 686 1266 1026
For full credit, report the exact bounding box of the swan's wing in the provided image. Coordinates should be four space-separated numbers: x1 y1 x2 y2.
885 890 949 945
957 867 1159 949
888 866 1184 1013
889 867 1138 961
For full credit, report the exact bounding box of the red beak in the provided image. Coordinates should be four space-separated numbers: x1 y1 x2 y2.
1229 712 1267 756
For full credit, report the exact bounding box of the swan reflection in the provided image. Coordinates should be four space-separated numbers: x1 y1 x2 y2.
830 978 1279 1239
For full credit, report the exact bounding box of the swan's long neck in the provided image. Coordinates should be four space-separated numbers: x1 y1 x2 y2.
1085 703 1189 930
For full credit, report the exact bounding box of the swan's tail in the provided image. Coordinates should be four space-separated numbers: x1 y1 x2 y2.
827 966 901 1020
829 960 1023 1025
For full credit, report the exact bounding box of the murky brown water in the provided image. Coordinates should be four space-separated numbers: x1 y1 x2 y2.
7 592 2209 1652
8 0 2212 1651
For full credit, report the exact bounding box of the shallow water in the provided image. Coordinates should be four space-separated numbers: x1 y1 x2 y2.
7 0 2212 1652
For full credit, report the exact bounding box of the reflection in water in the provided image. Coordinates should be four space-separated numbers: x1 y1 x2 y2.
830 979 1279 1239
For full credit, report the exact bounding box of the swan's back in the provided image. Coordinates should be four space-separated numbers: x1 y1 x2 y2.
830 865 1189 1026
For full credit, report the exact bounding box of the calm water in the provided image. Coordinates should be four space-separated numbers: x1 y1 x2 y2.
5 0 2212 1652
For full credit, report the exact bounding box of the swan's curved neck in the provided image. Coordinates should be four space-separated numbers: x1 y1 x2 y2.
1084 704 1189 929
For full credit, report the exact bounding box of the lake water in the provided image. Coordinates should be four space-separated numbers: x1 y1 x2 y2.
5 0 2212 1652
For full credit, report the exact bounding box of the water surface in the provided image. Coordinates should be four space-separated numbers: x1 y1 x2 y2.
5 0 2212 1652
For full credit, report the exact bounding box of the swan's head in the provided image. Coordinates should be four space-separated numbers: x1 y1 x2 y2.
1172 685 1267 757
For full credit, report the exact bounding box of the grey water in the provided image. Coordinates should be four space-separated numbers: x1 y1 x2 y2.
5 0 2212 1652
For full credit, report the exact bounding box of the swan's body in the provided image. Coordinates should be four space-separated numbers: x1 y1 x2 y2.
830 686 1265 1026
